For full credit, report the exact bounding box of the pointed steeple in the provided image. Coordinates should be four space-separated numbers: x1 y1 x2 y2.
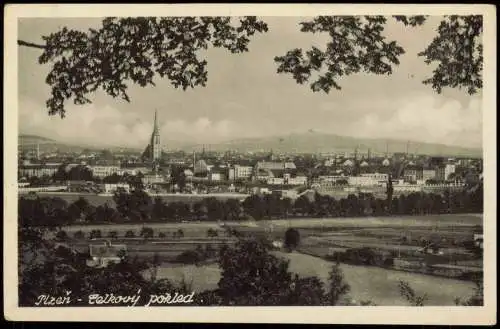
153 109 159 134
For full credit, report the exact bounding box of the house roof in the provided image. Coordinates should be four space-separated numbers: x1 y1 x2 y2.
89 243 126 258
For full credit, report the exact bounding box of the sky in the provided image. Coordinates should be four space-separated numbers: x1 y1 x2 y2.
17 16 483 150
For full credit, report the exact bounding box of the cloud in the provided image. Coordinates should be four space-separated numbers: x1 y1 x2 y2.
18 98 242 148
338 94 483 148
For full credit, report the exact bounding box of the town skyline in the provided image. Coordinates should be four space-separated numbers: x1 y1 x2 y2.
18 16 483 150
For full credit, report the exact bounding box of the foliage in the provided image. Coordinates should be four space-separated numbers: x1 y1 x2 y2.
107 230 118 239
455 275 484 306
73 230 85 239
418 15 483 95
275 16 406 93
398 280 428 306
275 15 482 95
326 263 351 305
217 239 292 305
284 228 301 252
140 226 154 239
54 230 67 241
89 229 102 239
26 16 267 117
207 228 218 238
124 230 135 238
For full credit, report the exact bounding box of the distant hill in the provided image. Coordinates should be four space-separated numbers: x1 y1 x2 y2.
182 132 482 157
19 133 482 158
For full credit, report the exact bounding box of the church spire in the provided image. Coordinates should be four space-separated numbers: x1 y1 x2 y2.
153 109 159 134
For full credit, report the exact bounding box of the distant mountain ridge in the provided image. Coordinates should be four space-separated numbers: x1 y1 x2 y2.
183 132 482 157
19 133 482 158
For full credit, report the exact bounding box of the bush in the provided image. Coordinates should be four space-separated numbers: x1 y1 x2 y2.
141 227 154 239
284 228 300 252
207 228 218 238
177 229 184 238
55 230 68 241
108 231 118 239
73 230 85 239
158 232 166 238
89 229 102 239
125 230 135 238
175 250 201 264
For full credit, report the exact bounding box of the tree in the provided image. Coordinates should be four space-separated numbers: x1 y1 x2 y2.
125 230 135 238
294 195 312 216
398 280 428 306
19 17 268 117
284 228 300 252
140 227 154 239
242 195 265 220
326 263 351 305
275 15 482 95
73 230 85 239
18 15 481 119
217 239 293 305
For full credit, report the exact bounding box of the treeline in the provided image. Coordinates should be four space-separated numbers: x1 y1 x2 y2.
19 184 483 227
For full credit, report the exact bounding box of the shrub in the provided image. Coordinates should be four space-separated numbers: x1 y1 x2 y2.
55 230 68 241
158 232 166 238
73 230 85 239
177 229 184 238
89 229 102 239
125 230 135 238
140 227 154 239
175 250 201 264
108 231 118 239
207 228 218 238
284 228 300 252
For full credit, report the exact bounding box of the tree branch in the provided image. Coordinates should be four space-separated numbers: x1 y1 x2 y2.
18 39 46 49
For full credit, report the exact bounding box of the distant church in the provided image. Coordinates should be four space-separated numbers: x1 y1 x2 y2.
142 110 162 167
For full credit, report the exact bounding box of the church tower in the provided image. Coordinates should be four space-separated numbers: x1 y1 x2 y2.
150 110 161 162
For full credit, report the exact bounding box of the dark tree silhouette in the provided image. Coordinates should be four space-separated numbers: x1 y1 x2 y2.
284 228 300 252
18 16 268 117
275 15 483 95
18 15 482 118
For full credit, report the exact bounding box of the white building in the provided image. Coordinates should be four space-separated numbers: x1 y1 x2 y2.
103 183 130 193
234 165 253 180
423 169 436 181
348 173 388 186
209 172 224 181
86 241 127 268
445 164 456 180
89 165 120 178
285 174 308 185
267 177 285 185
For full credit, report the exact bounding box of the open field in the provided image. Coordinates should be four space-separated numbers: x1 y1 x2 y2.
60 214 482 234
149 252 476 306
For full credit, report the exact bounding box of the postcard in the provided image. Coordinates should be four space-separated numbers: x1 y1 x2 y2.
3 3 497 325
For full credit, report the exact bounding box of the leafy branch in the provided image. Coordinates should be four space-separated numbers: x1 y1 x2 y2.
20 16 268 118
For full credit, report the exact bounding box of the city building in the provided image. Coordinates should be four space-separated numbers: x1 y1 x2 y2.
18 163 61 178
89 165 120 178
404 165 423 182
444 164 456 181
422 169 436 182
103 183 130 194
233 165 253 180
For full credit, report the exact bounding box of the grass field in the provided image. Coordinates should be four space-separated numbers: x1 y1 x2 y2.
149 252 476 305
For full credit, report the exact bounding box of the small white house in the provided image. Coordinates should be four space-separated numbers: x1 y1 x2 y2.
86 241 127 268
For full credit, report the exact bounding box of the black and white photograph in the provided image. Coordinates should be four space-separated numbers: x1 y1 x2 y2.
4 4 496 325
